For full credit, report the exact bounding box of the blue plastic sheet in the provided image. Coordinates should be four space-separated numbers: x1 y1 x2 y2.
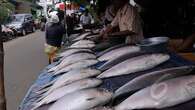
19 52 195 110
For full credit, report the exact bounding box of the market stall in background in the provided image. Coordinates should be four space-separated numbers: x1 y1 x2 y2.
19 0 195 110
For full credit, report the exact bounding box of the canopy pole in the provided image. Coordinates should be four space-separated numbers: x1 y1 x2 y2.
0 25 6 110
64 0 69 44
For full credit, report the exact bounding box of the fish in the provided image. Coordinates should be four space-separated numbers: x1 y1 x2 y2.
115 75 195 110
114 66 195 99
38 68 101 95
96 44 128 57
54 59 99 75
32 78 102 110
98 46 141 61
97 54 170 78
56 48 92 58
73 32 92 41
70 43 95 49
98 51 147 71
71 40 95 47
48 88 113 110
49 53 96 72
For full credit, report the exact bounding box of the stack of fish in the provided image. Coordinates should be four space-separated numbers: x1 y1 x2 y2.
27 34 195 110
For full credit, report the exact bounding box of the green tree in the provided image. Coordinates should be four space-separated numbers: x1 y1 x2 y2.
0 0 15 24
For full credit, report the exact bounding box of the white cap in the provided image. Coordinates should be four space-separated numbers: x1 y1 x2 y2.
49 11 59 23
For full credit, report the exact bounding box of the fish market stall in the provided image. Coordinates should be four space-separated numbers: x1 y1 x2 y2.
18 31 195 110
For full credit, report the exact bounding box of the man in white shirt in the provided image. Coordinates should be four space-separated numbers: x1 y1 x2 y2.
80 9 93 26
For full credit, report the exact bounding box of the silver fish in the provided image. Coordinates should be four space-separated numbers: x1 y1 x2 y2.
42 68 101 95
71 40 95 47
115 75 195 110
48 89 113 110
54 59 99 75
32 79 102 110
73 32 92 41
57 48 92 58
98 46 140 61
97 54 170 78
114 66 195 99
49 53 96 72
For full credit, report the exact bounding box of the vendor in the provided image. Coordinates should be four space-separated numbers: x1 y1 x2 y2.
94 0 143 51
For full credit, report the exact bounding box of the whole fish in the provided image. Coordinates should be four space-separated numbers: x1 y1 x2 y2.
53 59 98 75
98 51 147 71
48 89 113 110
73 32 91 41
115 75 195 110
97 54 170 78
71 40 95 47
70 43 95 49
114 66 195 99
32 79 102 110
38 68 101 95
49 53 96 72
57 48 92 58
98 46 140 61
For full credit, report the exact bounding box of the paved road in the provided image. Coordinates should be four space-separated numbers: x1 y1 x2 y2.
4 31 48 110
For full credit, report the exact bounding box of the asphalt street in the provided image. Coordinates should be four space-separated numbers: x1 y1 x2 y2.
3 31 48 110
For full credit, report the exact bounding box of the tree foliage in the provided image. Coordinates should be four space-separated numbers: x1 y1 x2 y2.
0 0 15 24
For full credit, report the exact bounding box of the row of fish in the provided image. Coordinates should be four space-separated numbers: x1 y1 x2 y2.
28 32 195 110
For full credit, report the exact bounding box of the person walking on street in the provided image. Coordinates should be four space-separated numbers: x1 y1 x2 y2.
45 11 65 64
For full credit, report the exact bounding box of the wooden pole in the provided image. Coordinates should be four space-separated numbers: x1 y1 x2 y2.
0 25 6 110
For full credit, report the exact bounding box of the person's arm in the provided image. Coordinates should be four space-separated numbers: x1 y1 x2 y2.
108 30 136 38
100 12 119 39
177 33 195 52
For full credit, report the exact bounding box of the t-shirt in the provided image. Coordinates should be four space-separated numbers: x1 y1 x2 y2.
45 23 65 47
80 14 93 25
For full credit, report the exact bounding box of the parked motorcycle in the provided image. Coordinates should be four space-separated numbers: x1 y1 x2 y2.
1 25 17 42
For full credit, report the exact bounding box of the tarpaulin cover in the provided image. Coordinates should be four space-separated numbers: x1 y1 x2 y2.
19 52 195 110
